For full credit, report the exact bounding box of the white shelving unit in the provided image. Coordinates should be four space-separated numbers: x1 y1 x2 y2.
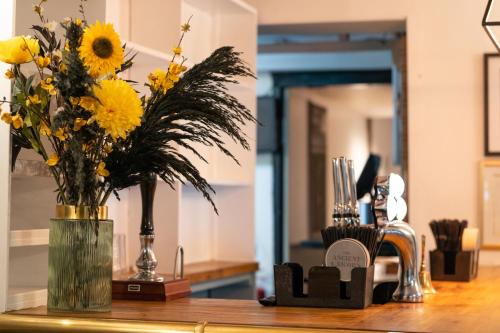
177 0 257 266
7 287 47 311
0 0 14 315
0 0 257 312
6 161 55 310
9 229 49 248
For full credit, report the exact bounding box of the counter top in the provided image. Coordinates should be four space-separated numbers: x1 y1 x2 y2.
3 266 500 333
113 260 259 285
183 260 259 284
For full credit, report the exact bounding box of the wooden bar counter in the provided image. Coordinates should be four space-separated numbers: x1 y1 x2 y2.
2 266 500 333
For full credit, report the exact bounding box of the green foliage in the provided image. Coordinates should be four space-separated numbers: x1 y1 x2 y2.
54 22 94 98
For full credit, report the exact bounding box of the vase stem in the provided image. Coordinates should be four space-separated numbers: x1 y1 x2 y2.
140 172 156 235
131 172 164 282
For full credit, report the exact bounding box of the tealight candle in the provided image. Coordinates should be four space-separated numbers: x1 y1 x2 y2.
462 228 479 251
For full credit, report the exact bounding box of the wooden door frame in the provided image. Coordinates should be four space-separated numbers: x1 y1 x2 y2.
272 69 403 262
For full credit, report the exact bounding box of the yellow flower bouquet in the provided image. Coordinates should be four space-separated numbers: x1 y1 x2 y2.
1 0 254 214
0 0 254 312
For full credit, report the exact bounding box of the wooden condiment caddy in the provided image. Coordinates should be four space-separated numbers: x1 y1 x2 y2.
430 250 479 282
273 262 374 309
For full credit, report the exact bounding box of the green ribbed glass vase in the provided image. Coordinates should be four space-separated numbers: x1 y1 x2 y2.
47 217 113 312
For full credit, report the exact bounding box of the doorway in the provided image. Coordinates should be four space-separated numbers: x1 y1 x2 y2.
254 21 408 296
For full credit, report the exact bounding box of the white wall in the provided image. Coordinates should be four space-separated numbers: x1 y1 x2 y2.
15 0 105 36
254 0 498 264
179 185 215 264
371 118 400 175
179 183 256 265
287 88 313 245
255 153 274 295
212 185 256 262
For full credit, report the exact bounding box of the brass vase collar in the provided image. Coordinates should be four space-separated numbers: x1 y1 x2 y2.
55 205 108 220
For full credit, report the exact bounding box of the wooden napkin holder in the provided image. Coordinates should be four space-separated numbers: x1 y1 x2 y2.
429 250 479 282
273 262 374 309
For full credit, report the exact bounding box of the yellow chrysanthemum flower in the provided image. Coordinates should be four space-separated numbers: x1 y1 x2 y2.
59 62 67 73
0 36 40 64
1 112 12 124
96 161 110 177
4 69 14 79
36 56 51 68
69 96 79 106
79 21 124 78
40 122 52 136
92 79 143 140
40 77 56 95
148 69 174 93
11 114 23 129
73 118 87 131
54 127 68 141
26 94 41 106
78 96 97 111
46 154 59 167
169 62 187 76
173 46 182 55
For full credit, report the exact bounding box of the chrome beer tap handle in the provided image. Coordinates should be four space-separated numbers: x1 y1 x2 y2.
332 158 344 225
372 174 424 303
339 157 354 225
347 159 360 224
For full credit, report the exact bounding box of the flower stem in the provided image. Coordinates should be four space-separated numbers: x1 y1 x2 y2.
99 188 112 206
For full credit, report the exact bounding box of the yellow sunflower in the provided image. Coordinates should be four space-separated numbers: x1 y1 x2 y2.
92 79 143 140
79 21 124 78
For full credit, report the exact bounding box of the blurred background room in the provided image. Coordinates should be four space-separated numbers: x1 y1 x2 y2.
0 0 499 315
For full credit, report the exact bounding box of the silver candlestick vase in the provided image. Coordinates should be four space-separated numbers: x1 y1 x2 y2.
130 172 163 282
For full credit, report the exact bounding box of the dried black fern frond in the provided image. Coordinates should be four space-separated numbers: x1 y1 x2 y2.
117 45 136 74
54 22 94 98
10 134 30 171
104 47 256 211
